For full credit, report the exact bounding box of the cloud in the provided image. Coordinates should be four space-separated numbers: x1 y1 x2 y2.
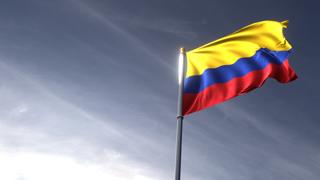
0 60 169 179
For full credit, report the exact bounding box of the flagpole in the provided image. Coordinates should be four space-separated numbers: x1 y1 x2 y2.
175 47 186 180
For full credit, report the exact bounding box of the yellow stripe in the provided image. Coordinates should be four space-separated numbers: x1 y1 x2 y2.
186 20 292 78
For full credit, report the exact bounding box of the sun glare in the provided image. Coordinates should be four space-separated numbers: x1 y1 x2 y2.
178 53 184 85
0 151 154 180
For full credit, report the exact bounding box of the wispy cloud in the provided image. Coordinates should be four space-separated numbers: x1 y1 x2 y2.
70 0 174 71
108 14 200 39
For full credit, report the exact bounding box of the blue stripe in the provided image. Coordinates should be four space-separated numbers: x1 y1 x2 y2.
184 48 291 93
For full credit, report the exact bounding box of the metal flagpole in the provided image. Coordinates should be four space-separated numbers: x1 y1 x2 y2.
175 47 186 180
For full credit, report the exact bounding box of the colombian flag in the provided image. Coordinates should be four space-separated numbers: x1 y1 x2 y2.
183 20 297 115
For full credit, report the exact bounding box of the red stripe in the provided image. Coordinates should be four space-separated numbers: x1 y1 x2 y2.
182 59 297 115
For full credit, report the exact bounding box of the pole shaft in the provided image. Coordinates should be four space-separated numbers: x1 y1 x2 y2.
175 116 183 180
175 48 186 180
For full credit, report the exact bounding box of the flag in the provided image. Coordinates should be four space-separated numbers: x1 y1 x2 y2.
182 20 297 115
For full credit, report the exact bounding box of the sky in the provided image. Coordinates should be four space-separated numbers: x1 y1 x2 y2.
0 0 319 179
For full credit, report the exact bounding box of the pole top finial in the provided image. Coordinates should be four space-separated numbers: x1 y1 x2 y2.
180 47 185 54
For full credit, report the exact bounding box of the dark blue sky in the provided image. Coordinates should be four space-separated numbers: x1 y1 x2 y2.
0 0 319 179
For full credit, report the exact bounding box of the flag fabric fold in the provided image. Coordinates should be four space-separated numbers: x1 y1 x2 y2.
183 20 297 116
